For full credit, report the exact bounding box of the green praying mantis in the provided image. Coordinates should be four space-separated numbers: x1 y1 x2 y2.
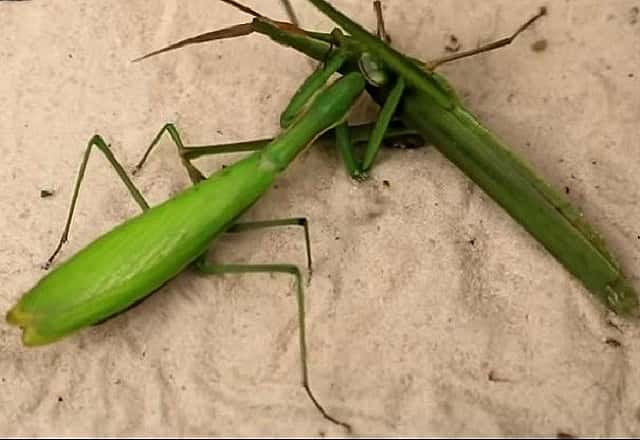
4 0 639 433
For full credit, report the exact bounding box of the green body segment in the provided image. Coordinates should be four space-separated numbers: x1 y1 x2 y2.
7 72 367 346
399 86 638 316
301 0 638 316
280 51 347 128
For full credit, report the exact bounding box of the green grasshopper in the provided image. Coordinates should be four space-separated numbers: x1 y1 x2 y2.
137 0 639 319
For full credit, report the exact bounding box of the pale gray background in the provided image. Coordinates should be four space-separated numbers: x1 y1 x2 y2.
1 0 639 436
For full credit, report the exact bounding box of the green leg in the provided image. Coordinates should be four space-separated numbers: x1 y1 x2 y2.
44 135 149 269
137 121 423 181
226 218 313 277
339 119 425 180
336 104 418 180
47 123 285 270
195 256 351 432
326 3 407 179
280 50 348 128
335 122 365 180
133 123 208 184
135 115 426 184
361 77 406 174
48 121 422 269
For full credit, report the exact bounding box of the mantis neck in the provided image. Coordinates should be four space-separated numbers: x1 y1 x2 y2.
260 72 366 172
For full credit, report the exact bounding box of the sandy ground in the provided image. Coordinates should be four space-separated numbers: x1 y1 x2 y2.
1 0 639 436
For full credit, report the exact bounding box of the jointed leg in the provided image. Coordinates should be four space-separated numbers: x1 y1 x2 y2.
280 50 348 128
373 0 392 44
134 122 301 184
44 135 149 269
133 122 409 185
195 257 351 432
133 123 207 185
226 217 313 277
335 122 364 180
137 120 422 183
360 77 405 174
424 7 547 70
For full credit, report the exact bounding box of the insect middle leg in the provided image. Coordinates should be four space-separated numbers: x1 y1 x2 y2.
135 120 423 182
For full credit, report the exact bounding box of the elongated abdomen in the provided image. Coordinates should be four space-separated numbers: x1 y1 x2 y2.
7 153 275 346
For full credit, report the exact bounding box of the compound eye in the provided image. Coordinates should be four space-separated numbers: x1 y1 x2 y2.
358 52 388 87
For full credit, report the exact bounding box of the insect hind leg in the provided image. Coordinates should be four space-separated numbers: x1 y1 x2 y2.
194 258 351 432
225 217 313 279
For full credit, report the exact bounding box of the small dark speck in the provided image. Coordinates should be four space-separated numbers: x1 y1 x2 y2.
564 186 570 194
531 39 548 52
605 337 621 348
570 174 577 180
114 379 122 385
221 164 228 169
1 377 5 383
40 189 55 198
57 396 63 403
68 53 73 59
605 64 612 70
383 180 391 188
445 34 461 53
434 202 439 207
591 160 597 165
142 351 146 358
556 432 576 439
488 370 509 382
630 6 639 25
637 235 640 240
629 73 635 78
607 13 616 21
335 236 340 240
274 184 279 189
318 430 326 437
216 129 223 135
468 238 476 246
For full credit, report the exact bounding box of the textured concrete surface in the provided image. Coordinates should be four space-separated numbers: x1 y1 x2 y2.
1 0 639 436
